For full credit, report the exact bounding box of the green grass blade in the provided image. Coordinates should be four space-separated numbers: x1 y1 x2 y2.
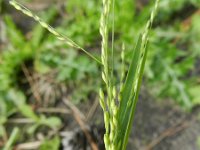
121 40 149 150
118 34 142 121
116 35 142 148
117 0 159 149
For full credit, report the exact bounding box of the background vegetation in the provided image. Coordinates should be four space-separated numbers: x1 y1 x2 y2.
0 0 200 149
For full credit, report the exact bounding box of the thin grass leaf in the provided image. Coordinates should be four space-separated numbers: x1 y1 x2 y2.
118 34 142 121
116 35 142 147
117 0 160 149
9 0 102 64
121 40 149 150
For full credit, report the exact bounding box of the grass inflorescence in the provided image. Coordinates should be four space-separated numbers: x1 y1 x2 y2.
10 0 160 149
99 0 160 149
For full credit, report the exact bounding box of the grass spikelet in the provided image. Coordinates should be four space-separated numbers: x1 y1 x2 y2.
99 0 121 149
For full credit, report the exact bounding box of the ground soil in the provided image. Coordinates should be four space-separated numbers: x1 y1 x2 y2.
62 86 200 150
129 87 200 150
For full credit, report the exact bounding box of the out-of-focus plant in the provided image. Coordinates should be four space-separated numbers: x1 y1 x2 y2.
2 127 19 150
0 6 62 142
39 136 60 150
146 5 200 109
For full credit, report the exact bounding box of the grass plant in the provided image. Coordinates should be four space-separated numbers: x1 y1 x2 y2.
10 0 160 149
99 0 159 149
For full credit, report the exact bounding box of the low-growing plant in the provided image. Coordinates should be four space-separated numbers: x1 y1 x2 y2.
146 8 200 109
9 0 159 150
0 2 101 144
0 7 62 141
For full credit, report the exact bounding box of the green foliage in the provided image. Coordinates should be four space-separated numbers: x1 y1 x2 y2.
36 48 98 81
146 5 200 109
64 0 101 46
0 5 61 142
0 0 102 145
3 127 19 150
27 115 61 134
8 89 38 121
39 136 60 150
35 45 100 103
1 0 200 149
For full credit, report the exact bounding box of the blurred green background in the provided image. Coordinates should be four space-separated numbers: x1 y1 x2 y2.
0 0 200 149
